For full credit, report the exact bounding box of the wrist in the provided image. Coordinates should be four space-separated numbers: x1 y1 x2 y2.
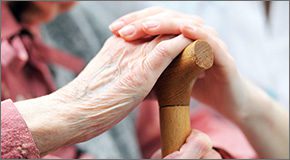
227 76 275 126
226 81 289 158
15 92 80 156
212 70 251 121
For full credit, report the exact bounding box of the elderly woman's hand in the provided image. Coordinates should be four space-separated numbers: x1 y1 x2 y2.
15 34 192 156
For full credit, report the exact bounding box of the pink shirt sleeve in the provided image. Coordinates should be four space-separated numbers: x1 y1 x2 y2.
1 99 40 158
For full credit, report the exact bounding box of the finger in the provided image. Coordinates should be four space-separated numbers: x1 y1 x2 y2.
151 149 162 159
140 12 204 35
181 24 218 40
110 7 204 37
118 17 180 41
164 129 213 159
143 35 192 79
142 18 203 36
202 149 222 159
118 16 202 41
204 25 219 36
181 25 232 67
109 7 165 34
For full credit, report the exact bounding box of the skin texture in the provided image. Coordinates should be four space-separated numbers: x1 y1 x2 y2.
17 34 219 157
16 34 221 158
110 7 289 158
11 5 288 158
10 2 220 158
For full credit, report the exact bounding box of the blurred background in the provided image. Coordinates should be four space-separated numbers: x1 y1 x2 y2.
38 1 288 158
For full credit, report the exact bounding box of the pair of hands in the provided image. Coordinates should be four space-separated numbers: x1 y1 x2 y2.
67 7 238 158
17 7 251 157
113 8 288 159
16 7 288 158
107 7 242 119
69 7 240 119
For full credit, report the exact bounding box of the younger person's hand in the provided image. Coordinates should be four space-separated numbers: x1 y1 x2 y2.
109 7 243 120
151 130 221 159
111 7 289 158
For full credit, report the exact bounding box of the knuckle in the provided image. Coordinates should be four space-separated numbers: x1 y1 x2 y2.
155 42 171 58
142 18 159 33
193 130 213 150
209 27 218 36
119 67 144 90
143 26 159 35
107 36 117 42
143 58 158 72
106 36 115 42
203 25 218 36
104 36 119 47
121 14 137 23
154 35 174 44
219 39 229 51
210 37 221 49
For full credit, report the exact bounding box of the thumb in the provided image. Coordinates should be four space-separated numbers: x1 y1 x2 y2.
144 34 192 81
164 129 213 159
151 149 162 159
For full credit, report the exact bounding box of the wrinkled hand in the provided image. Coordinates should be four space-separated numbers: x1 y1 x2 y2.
151 130 221 159
109 7 247 120
15 28 219 157
16 34 192 156
55 34 192 143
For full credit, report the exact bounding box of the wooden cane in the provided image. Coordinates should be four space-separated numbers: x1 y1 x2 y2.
155 40 214 157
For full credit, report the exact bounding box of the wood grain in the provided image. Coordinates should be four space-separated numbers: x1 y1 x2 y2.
155 40 214 157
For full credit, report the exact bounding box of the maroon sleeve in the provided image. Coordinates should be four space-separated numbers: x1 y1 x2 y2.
1 99 40 158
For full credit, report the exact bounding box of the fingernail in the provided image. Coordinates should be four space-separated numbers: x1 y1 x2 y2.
142 20 160 29
109 21 125 31
118 25 136 37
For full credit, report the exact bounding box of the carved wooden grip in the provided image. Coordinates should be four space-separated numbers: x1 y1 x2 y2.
155 40 214 157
